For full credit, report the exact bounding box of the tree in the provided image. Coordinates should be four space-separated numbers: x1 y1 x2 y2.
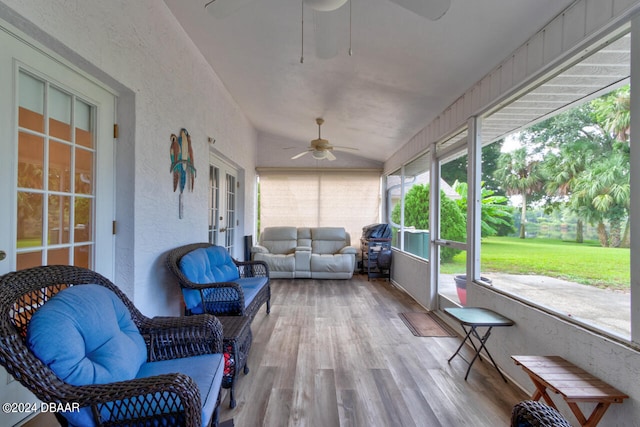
592 85 631 246
592 85 630 143
512 89 631 247
440 140 505 193
542 139 593 243
390 183 466 262
493 148 544 238
452 181 514 237
571 152 630 247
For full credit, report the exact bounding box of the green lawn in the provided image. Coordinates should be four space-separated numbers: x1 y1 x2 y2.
444 236 630 290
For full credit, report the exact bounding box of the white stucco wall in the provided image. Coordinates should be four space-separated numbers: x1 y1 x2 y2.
0 0 258 317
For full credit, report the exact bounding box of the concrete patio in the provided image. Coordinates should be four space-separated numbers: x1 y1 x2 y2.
438 273 630 338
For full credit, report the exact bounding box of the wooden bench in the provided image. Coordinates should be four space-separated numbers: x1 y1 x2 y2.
512 355 628 427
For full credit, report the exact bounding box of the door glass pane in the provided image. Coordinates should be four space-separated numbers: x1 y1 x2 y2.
74 197 92 243
209 166 220 244
74 245 92 269
16 251 43 270
18 132 44 190
75 99 93 148
440 150 468 245
47 247 69 265
75 148 93 194
49 86 72 141
48 195 70 245
17 192 43 247
437 133 469 305
225 173 236 250
49 141 71 192
18 72 44 132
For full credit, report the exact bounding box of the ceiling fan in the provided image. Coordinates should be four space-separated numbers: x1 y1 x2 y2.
290 118 358 161
205 0 451 22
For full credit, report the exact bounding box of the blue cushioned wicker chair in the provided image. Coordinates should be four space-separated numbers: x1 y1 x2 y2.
0 265 225 427
167 243 271 320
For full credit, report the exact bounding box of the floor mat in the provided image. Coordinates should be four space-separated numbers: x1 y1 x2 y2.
398 311 457 337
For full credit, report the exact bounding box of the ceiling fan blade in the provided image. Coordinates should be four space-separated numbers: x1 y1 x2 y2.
389 0 451 21
291 150 311 160
325 151 337 161
205 0 254 19
333 145 358 152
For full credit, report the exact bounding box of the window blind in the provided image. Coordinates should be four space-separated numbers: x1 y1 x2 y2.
258 169 381 243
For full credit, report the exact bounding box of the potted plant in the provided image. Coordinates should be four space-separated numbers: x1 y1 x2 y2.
454 275 492 306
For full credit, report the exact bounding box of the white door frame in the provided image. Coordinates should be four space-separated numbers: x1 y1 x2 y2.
0 22 116 426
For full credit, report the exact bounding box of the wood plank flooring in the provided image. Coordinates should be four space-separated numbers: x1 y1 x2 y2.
219 275 527 426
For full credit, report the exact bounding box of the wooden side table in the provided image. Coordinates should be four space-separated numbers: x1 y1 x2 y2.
512 355 628 427
218 315 253 409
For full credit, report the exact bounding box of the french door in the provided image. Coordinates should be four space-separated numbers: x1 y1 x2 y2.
209 155 239 257
0 24 115 425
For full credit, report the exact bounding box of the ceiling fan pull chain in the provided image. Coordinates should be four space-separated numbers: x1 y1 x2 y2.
349 0 352 56
300 0 304 63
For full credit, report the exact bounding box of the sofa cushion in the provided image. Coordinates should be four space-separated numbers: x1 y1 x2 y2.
297 227 312 247
311 227 350 254
26 284 148 426
253 252 295 272
179 246 240 311
260 226 298 254
311 253 355 273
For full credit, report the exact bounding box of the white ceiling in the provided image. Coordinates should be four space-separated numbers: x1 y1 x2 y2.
163 0 577 163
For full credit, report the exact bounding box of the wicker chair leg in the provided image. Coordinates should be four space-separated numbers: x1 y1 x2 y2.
267 299 271 314
244 363 250 375
228 385 236 409
54 413 69 426
212 402 220 426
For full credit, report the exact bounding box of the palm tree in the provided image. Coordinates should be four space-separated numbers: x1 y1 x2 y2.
494 148 544 239
571 152 630 247
543 139 594 243
592 84 631 246
592 85 630 143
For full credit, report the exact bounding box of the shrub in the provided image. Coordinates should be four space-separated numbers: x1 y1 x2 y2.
391 184 466 262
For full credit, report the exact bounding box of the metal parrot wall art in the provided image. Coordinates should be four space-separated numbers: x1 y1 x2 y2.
169 128 196 193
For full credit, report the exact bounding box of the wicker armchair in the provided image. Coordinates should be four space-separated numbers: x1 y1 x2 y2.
0 265 225 427
167 243 271 319
511 400 573 427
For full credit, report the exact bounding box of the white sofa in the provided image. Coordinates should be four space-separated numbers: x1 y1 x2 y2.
251 226 357 279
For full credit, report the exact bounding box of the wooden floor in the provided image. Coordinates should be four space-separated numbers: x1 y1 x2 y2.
218 275 527 426
23 274 527 427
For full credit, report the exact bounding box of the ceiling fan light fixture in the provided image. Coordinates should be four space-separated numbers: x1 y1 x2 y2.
312 149 327 160
304 0 348 12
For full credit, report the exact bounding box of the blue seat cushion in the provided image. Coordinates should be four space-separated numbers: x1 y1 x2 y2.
136 354 224 427
235 276 268 308
179 246 241 312
61 355 225 427
191 277 268 315
26 284 148 426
